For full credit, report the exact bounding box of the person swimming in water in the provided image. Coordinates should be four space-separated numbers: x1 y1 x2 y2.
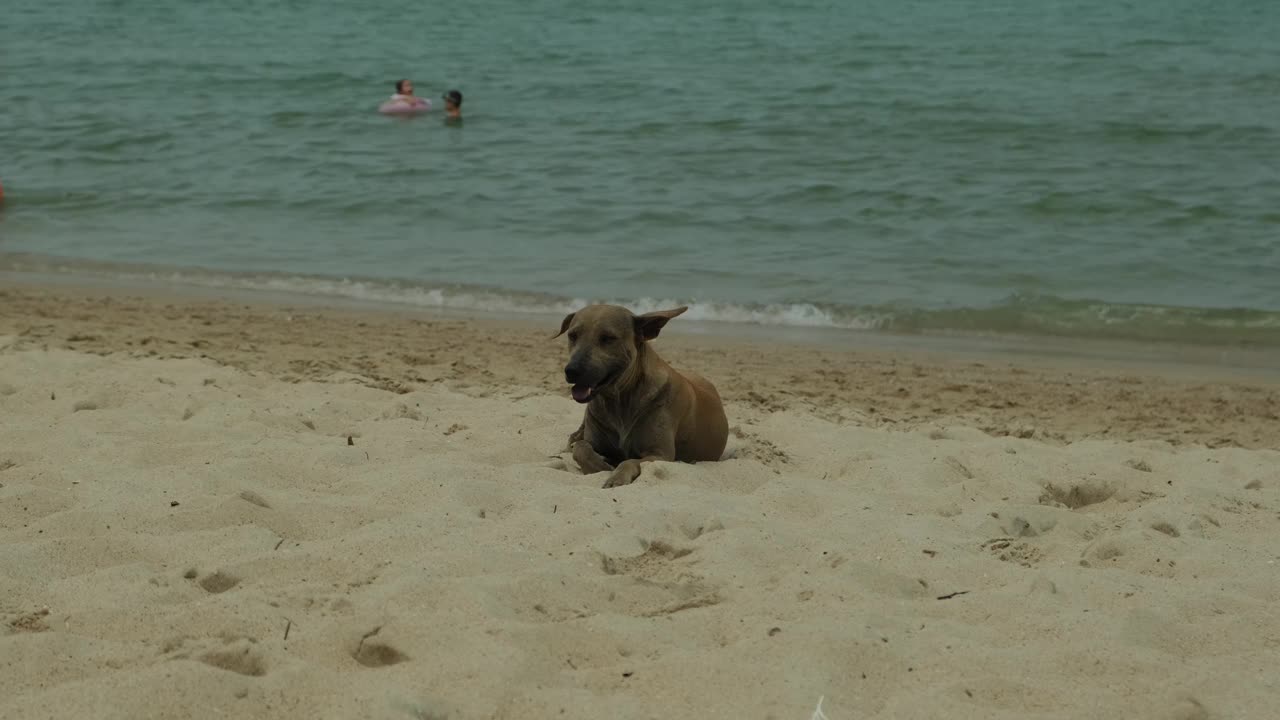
389 79 428 109
442 89 463 120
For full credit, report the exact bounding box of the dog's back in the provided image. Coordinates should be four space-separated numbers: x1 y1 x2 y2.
674 367 728 462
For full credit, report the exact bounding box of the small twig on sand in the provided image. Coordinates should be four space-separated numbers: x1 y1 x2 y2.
274 538 285 551
355 626 382 656
553 505 558 514
284 619 292 641
936 591 970 600
811 695 830 720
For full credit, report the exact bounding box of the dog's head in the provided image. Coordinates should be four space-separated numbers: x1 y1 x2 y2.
552 304 687 403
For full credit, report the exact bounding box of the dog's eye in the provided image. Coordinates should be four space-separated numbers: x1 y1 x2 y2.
599 334 617 344
567 332 580 343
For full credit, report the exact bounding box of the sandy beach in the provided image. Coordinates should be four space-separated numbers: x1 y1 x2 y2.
2 284 1279 719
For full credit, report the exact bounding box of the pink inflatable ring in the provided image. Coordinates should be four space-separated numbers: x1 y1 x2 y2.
379 98 431 115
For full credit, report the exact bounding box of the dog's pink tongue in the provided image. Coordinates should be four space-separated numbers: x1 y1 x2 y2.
571 384 593 403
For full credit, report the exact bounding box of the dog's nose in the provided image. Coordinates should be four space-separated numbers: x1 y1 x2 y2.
564 364 582 384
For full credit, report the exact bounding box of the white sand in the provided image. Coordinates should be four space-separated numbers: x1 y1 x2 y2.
2 342 1279 719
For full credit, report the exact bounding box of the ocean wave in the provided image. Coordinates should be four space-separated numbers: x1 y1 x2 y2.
2 255 1279 347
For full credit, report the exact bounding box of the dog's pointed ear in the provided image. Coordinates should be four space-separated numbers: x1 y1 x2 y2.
634 306 688 342
552 312 575 339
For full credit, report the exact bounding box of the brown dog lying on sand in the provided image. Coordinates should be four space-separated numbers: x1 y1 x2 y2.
555 304 729 488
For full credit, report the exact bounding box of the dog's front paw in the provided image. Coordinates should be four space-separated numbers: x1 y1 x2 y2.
602 460 642 489
562 423 585 453
572 440 613 475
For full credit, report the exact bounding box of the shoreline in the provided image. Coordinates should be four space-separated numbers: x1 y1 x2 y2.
3 250 1280 356
2 277 1278 450
5 268 1280 379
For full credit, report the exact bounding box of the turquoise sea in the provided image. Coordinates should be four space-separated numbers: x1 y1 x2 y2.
3 0 1279 345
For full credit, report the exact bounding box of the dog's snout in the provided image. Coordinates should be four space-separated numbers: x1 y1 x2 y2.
564 363 584 384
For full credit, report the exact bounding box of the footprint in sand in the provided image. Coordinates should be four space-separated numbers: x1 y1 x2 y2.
1168 697 1210 720
1038 481 1115 510
238 489 271 509
351 626 410 668
982 538 1043 567
197 571 241 594
166 636 268 677
726 427 790 468
678 518 725 541
6 608 51 633
599 540 693 578
598 541 723 618
200 642 267 677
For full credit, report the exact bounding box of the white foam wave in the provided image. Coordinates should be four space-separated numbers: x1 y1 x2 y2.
181 272 884 329
624 296 881 329
1 255 886 330
6 258 877 330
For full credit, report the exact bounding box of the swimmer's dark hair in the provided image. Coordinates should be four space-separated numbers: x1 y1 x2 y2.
395 79 409 93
